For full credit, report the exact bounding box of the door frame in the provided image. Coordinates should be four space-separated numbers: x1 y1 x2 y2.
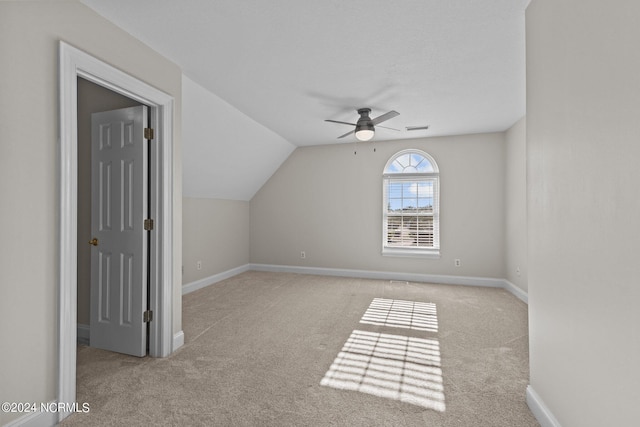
58 41 174 421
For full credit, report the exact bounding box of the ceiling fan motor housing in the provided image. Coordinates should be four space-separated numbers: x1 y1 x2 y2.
355 108 374 132
325 107 398 140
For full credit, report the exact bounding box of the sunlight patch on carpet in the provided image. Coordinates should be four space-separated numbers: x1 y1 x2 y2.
359 298 438 332
321 330 445 411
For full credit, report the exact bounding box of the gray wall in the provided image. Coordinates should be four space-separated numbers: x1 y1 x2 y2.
77 78 142 326
0 2 182 424
182 198 250 284
527 0 640 425
504 117 527 291
250 133 507 279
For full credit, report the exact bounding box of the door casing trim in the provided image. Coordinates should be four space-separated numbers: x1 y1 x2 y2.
58 41 174 422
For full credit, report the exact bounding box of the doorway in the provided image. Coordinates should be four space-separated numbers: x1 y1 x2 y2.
77 78 144 351
58 41 175 423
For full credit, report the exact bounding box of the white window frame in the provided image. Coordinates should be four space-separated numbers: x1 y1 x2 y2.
382 149 440 258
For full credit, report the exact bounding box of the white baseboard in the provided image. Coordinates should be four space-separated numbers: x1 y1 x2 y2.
182 264 251 295
180 263 529 304
526 385 563 427
77 323 90 346
250 263 504 286
173 330 184 351
502 279 528 304
2 401 58 427
250 263 529 303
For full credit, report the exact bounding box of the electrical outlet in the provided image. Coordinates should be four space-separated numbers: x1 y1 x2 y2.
196 261 202 270
454 259 461 267
300 251 306 259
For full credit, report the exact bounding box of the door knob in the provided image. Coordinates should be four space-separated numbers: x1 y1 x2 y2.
89 238 99 246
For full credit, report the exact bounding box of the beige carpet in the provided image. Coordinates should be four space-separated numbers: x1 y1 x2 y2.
62 271 539 426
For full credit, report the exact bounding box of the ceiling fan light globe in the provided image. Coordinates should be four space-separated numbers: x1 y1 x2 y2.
355 129 375 141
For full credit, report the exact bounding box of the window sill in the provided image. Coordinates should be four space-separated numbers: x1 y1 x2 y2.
382 247 441 259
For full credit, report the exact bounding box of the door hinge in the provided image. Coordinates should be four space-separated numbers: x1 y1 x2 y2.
144 127 154 140
143 310 153 323
144 218 154 231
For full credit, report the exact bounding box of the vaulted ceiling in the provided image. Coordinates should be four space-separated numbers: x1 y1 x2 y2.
81 0 528 200
81 0 528 147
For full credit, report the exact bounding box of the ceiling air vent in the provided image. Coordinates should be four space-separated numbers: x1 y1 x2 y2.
406 125 430 131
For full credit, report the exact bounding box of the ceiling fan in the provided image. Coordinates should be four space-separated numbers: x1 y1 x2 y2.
325 108 400 141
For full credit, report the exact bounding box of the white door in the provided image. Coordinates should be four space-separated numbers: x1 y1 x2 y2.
89 105 148 357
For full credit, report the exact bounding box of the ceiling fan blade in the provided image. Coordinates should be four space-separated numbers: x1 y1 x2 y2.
337 129 355 139
325 119 356 126
371 110 400 125
377 125 400 131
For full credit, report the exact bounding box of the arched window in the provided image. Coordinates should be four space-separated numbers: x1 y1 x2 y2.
382 149 440 257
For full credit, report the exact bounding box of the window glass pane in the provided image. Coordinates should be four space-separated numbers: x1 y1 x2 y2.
388 182 403 198
405 181 420 198
395 154 411 169
385 151 435 174
417 198 432 211
416 181 433 197
388 199 402 211
387 181 402 212
402 198 417 211
387 162 403 173
402 181 414 196
413 154 434 173
387 179 434 216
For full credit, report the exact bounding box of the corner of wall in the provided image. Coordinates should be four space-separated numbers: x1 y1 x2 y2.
504 116 528 294
526 385 563 427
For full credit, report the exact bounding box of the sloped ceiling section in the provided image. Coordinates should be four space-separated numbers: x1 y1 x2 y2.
182 75 295 200
81 0 527 146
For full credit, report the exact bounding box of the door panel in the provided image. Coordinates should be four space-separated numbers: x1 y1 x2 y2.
90 105 148 357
